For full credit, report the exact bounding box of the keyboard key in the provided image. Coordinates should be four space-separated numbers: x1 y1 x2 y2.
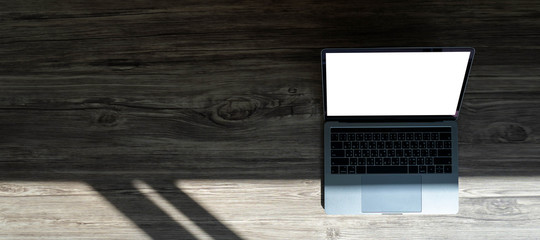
425 157 433 165
421 149 428 156
348 134 355 141
406 133 414 140
350 158 358 165
340 166 347 174
369 142 377 149
428 166 435 173
348 166 356 174
344 142 352 149
402 141 410 148
419 166 427 173
438 149 452 156
429 149 437 156
396 149 403 157
331 142 342 149
415 133 422 140
409 166 418 173
339 134 347 141
400 158 408 165
413 149 420 157
417 157 424 165
408 158 417 165
419 141 426 148
377 142 384 148
444 165 452 173
434 157 452 165
360 142 368 149
367 158 375 165
331 166 338 174
373 133 380 140
444 141 452 148
383 158 391 165
427 141 435 148
390 133 397 140
404 149 412 157
398 133 405 140
367 166 408 174
354 150 361 157
356 166 366 174
331 158 348 165
346 150 353 157
392 158 400 165
381 133 389 140
378 150 387 157
387 149 395 157
331 150 344 157
385 141 393 148
431 133 439 140
358 158 366 165
436 166 444 173
375 158 382 165
411 141 419 148
370 150 378 157
356 133 363 140
352 142 359 149
364 133 372 141
394 142 401 148
331 134 338 141
362 150 370 157
437 141 444 148
440 133 451 140
423 133 431 140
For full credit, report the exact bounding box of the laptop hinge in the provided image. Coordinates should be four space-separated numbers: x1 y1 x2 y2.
329 117 456 123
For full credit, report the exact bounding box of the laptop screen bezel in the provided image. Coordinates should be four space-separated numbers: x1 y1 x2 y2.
321 47 475 122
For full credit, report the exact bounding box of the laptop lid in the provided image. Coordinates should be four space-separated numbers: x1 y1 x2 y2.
321 48 475 122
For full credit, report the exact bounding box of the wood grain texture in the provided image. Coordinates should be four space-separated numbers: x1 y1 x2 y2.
1 0 540 239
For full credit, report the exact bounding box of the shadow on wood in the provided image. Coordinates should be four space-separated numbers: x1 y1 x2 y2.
88 177 242 240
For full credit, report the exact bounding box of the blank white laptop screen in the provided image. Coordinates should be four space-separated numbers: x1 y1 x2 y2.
325 51 470 116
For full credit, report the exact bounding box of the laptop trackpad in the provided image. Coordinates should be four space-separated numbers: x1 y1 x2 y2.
362 175 422 213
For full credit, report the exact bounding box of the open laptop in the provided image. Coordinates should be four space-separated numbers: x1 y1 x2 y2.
322 47 475 214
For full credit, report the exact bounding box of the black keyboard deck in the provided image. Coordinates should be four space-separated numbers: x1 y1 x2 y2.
329 127 453 174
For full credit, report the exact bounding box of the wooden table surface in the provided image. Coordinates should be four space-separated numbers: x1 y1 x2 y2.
1 1 540 239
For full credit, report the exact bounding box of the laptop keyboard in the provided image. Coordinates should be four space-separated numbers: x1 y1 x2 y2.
330 128 453 174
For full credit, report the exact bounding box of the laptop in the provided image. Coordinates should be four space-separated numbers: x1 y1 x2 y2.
322 47 475 214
